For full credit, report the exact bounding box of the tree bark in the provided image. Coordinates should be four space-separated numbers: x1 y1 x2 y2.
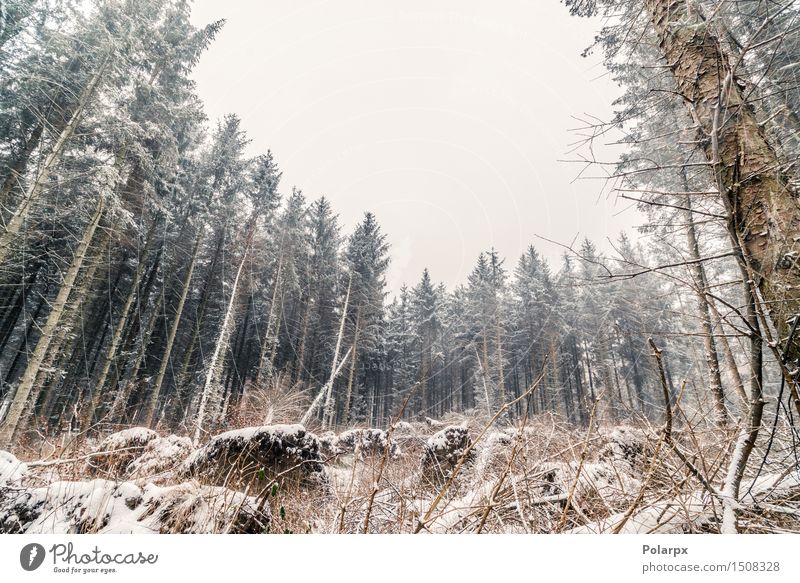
644 0 800 361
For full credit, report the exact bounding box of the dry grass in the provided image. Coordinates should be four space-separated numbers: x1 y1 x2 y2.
3 409 799 534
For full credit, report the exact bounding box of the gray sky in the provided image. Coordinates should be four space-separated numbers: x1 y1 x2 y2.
190 0 640 292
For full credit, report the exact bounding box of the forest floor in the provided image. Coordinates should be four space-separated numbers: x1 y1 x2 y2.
1 412 799 534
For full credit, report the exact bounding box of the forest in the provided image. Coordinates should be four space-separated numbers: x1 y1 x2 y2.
0 0 799 535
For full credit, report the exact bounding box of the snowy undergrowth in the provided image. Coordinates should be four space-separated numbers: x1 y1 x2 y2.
2 418 799 534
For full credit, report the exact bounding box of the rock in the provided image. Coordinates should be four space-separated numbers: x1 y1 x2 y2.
0 451 27 487
127 435 194 481
334 428 400 459
87 427 158 478
421 425 473 484
182 424 326 493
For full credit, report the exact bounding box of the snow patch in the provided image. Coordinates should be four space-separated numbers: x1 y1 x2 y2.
87 427 158 478
127 435 194 482
0 451 27 487
0 478 270 534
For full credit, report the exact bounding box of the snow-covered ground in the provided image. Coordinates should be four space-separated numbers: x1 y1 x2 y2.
2 419 798 534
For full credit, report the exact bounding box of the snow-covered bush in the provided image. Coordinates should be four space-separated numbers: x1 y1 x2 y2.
182 424 326 493
127 435 194 482
0 451 27 487
0 478 270 534
334 428 400 459
421 425 473 485
87 427 158 478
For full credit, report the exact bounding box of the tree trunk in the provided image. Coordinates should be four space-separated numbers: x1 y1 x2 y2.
343 306 362 424
0 194 105 446
194 221 255 443
254 255 283 386
683 190 728 424
644 0 800 361
144 229 202 427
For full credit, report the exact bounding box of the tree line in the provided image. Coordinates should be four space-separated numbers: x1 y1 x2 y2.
1 0 798 460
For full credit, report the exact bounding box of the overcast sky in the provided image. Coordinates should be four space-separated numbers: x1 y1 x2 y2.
189 0 640 292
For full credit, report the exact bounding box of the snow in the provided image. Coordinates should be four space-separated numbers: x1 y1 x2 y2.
88 427 159 477
334 428 400 459
127 435 194 481
0 478 270 534
0 451 27 486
